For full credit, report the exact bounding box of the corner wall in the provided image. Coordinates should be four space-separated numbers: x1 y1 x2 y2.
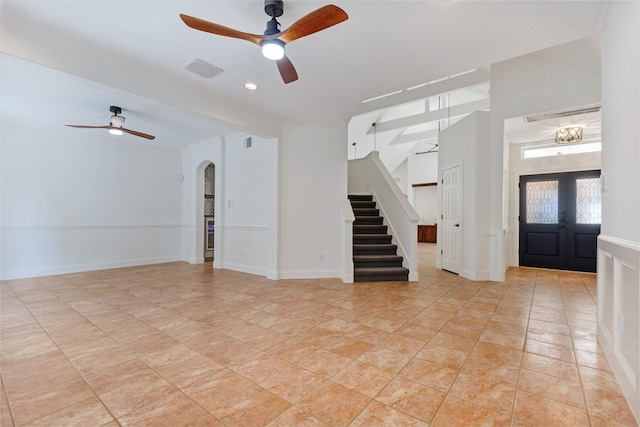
597 1 640 423
437 111 492 280
181 134 278 278
277 124 347 279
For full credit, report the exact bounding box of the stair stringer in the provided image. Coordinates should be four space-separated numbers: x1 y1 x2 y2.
341 199 355 283
371 191 419 281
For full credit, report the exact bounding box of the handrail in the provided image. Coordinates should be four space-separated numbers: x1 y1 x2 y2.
340 199 355 283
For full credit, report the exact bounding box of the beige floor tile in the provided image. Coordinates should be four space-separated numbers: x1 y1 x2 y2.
376 378 446 423
1 245 636 427
513 390 590 426
521 352 580 383
266 406 328 426
296 348 352 377
157 354 226 388
229 351 291 383
211 385 291 427
298 381 370 426
355 347 411 374
182 368 255 411
9 376 95 426
116 391 207 426
350 400 430 426
449 373 516 415
461 354 520 387
260 364 327 403
524 338 576 363
470 341 523 367
432 395 511 426
332 360 394 397
398 358 458 392
517 369 586 409
414 343 469 369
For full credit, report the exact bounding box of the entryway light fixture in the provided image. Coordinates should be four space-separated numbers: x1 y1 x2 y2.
555 127 583 143
244 82 259 91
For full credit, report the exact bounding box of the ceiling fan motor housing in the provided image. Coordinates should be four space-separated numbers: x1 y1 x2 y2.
110 115 125 127
264 0 284 18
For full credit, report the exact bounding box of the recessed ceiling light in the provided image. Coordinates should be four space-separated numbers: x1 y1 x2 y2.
244 82 259 91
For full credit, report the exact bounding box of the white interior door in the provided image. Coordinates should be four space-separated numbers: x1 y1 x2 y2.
442 165 462 274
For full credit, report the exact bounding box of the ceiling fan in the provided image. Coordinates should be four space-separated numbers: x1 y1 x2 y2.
65 106 156 140
180 0 348 84
416 143 438 155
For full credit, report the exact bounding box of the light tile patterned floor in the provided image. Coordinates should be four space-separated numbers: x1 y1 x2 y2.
1 244 636 426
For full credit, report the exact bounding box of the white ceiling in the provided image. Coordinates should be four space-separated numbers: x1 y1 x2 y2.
0 0 608 150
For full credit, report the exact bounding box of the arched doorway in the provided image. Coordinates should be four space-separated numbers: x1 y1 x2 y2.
203 163 215 261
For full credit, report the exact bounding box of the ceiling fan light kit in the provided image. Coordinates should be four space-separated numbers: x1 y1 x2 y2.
179 0 348 84
261 39 285 60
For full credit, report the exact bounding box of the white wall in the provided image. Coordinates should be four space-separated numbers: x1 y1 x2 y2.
408 152 438 185
1 121 183 279
181 134 278 278
391 159 408 196
438 111 492 280
278 124 347 279
221 134 278 277
491 37 601 279
597 1 640 423
408 152 439 224
413 186 438 225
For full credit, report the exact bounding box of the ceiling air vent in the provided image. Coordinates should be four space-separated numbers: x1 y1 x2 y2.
524 105 601 123
185 59 223 79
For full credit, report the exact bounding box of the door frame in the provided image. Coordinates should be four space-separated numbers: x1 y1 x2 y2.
439 162 463 274
517 169 601 272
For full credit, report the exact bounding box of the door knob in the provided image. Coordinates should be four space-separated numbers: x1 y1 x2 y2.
454 223 460 227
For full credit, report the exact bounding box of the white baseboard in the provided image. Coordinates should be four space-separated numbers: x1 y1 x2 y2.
1 255 181 280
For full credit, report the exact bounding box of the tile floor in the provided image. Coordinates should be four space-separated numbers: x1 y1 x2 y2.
1 244 636 426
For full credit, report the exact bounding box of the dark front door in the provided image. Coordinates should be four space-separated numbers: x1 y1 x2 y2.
519 170 601 272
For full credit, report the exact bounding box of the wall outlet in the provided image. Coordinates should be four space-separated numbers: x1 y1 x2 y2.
241 250 245 257
320 253 325 262
155 244 160 251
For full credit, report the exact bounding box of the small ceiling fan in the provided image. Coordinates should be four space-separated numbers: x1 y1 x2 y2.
416 143 438 155
180 0 348 84
65 106 156 140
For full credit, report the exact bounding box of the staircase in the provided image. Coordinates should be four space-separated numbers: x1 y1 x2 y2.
349 195 409 282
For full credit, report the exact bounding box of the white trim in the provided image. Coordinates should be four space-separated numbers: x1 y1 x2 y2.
215 225 269 231
1 256 181 280
216 261 266 277
1 224 185 231
598 234 640 252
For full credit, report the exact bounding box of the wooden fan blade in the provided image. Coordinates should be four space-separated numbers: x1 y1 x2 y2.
180 14 264 45
122 128 156 140
280 5 348 44
276 55 298 84
65 125 110 129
